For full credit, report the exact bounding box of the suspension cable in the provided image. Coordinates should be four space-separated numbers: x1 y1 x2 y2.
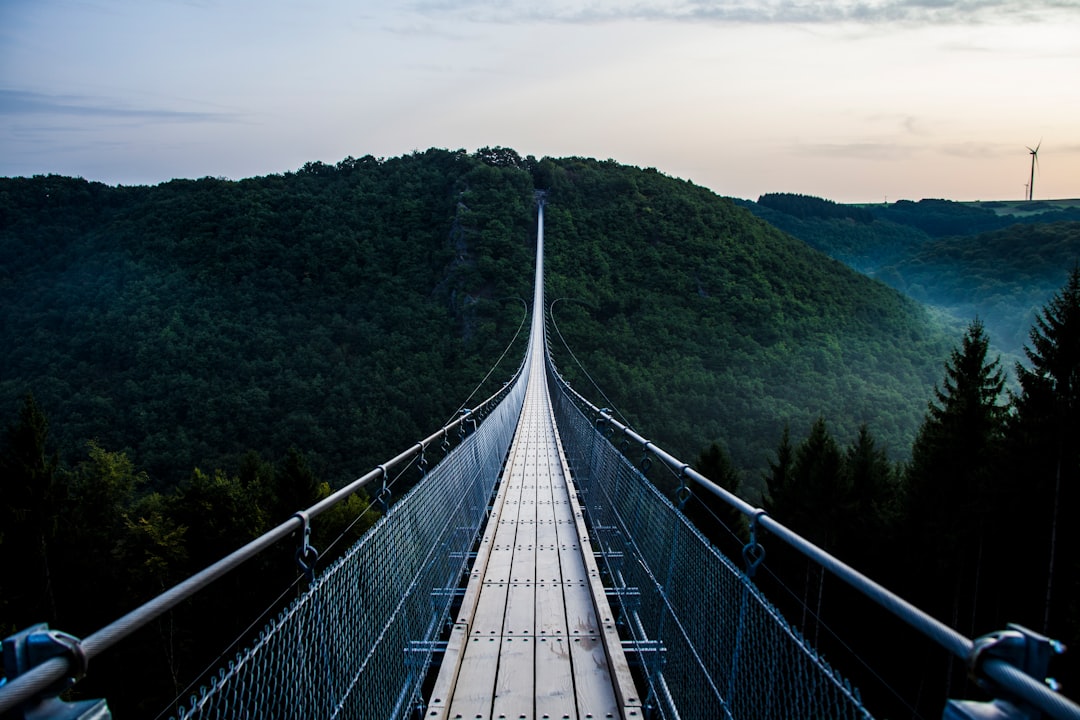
547 296 633 429
443 296 528 426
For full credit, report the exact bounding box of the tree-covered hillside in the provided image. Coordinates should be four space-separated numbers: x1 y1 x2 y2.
743 193 930 273
539 159 951 492
0 151 534 488
878 222 1080 355
744 193 1080 361
1 153 954 499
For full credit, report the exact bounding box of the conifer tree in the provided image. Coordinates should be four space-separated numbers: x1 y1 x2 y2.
783 417 848 643
0 394 62 628
791 417 848 549
691 441 748 551
764 424 794 517
1011 266 1080 638
904 319 1006 634
843 425 898 571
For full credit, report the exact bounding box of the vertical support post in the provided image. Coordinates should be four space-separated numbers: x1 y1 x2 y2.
944 624 1067 720
1 624 111 719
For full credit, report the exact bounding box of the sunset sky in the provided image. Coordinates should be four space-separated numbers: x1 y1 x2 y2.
2 0 1078 202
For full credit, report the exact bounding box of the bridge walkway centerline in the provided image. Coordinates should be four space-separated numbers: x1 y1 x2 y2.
426 297 641 718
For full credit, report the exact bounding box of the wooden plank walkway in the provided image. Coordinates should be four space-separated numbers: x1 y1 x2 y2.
426 349 642 720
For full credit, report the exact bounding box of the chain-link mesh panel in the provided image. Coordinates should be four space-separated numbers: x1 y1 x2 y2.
551 383 872 720
174 376 527 720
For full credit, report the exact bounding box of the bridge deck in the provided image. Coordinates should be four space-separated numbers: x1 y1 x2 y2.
427 355 640 720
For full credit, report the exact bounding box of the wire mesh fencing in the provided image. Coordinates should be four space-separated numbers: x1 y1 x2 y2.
550 378 872 720
172 374 527 720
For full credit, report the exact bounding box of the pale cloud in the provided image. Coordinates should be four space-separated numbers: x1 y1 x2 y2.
0 90 237 123
406 0 1076 25
2 0 1077 200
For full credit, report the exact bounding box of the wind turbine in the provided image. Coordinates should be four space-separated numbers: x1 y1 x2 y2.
1027 140 1041 201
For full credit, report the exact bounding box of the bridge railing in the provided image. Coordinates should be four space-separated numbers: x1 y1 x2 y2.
0 357 530 719
546 359 1080 720
548 363 870 720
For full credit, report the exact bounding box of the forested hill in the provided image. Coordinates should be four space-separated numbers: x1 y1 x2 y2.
0 151 536 488
2 150 951 496
743 193 1080 360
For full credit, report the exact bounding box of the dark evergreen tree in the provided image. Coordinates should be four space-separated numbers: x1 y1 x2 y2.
0 394 62 630
1010 266 1080 656
275 447 322 519
842 425 899 573
763 418 851 644
767 417 849 549
763 424 794 517
689 442 748 558
903 319 1007 701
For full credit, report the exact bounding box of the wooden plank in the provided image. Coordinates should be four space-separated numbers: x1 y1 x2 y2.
471 581 511 636
426 622 469 720
508 540 536 584
535 635 577 719
535 582 569 638
558 543 589 584
492 636 535 720
563 580 600 638
502 581 535 636
569 635 620 719
483 543 517 585
446 635 501 719
536 519 561 545
535 544 562 583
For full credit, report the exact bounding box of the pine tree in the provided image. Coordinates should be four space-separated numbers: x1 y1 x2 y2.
763 424 794 517
793 418 847 543
907 320 1006 535
690 441 748 550
843 425 899 572
0 394 62 628
787 417 848 644
904 320 1006 637
1011 266 1080 639
900 320 1009 702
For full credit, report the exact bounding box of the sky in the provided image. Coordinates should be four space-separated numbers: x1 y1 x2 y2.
1 0 1078 203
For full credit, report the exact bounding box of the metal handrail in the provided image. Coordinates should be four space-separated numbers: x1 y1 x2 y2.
547 363 1080 720
0 359 527 715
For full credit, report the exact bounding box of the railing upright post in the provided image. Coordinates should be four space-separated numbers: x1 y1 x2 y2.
1 624 111 719
944 624 1071 720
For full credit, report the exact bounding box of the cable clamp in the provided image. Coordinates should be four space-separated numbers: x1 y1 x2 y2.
375 465 391 514
2 623 90 699
967 623 1064 696
741 511 768 577
675 464 692 509
416 442 428 478
458 408 473 438
291 511 319 583
595 409 609 430
639 441 653 473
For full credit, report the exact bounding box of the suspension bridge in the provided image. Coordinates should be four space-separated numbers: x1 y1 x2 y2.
2 199 1078 720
